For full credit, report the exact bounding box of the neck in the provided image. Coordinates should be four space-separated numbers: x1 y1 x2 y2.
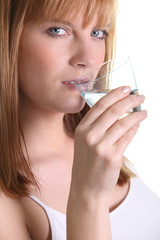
20 99 73 159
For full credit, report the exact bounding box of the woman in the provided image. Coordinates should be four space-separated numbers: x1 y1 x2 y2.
0 0 160 239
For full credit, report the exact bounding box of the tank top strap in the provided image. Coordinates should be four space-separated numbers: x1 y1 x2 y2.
29 195 56 240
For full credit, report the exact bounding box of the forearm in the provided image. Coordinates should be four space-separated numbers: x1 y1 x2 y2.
67 195 112 240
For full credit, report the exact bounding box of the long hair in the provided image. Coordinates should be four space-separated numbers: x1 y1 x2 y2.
0 0 135 198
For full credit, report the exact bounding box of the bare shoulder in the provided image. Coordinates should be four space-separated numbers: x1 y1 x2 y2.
0 190 31 240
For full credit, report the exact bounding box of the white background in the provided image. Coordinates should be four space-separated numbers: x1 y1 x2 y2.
117 0 160 197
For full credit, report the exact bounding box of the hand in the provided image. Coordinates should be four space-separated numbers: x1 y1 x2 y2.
70 86 147 203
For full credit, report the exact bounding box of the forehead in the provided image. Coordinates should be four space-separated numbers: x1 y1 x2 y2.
42 14 101 30
25 0 113 29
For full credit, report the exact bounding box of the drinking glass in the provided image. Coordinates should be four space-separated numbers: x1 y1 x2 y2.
74 57 141 112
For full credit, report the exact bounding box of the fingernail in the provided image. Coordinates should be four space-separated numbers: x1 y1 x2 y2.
122 86 131 94
137 95 145 101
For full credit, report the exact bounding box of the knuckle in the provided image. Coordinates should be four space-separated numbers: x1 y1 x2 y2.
94 143 105 157
133 111 144 122
93 144 122 169
95 98 107 110
129 95 139 106
94 143 113 160
134 112 141 121
112 88 121 98
75 125 81 135
108 88 119 97
83 128 96 146
93 143 110 160
109 104 121 116
75 124 85 136
115 120 125 133
75 125 99 146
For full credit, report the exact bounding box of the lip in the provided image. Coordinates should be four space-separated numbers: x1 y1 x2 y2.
62 80 76 85
62 77 89 86
62 79 79 91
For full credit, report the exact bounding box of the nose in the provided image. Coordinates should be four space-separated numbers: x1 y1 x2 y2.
69 40 95 69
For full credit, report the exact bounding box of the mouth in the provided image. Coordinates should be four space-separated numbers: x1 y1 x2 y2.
62 77 89 85
62 77 89 86
61 79 78 91
62 80 76 86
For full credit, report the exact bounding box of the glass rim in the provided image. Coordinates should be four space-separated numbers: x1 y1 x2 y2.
74 56 132 86
75 56 131 84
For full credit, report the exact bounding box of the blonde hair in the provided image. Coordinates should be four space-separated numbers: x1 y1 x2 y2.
0 0 135 198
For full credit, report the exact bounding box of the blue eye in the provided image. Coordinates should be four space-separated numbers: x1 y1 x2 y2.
91 29 108 39
47 27 68 37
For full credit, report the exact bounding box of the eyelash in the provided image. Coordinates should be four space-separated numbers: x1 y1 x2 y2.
46 27 109 40
46 27 68 38
91 30 109 40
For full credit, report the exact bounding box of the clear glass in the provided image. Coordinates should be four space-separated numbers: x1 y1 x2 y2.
74 57 141 112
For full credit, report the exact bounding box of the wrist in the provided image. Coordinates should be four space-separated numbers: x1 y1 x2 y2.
67 192 112 240
67 189 110 213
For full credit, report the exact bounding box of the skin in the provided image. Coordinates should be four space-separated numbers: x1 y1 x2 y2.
0 14 147 240
18 16 106 115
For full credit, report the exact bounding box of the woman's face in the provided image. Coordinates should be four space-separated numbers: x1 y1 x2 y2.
18 15 106 113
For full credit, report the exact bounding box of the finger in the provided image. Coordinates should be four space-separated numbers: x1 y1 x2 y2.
89 94 145 136
114 123 140 156
79 86 131 127
103 110 147 145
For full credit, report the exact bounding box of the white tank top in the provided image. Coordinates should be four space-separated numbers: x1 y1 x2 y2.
29 194 66 240
29 177 160 240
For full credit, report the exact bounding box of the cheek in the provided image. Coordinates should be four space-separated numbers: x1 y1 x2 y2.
18 33 67 96
95 42 106 65
18 33 53 108
19 39 54 82
18 37 73 87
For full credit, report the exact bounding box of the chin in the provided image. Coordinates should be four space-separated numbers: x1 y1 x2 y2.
58 95 85 113
65 102 86 114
